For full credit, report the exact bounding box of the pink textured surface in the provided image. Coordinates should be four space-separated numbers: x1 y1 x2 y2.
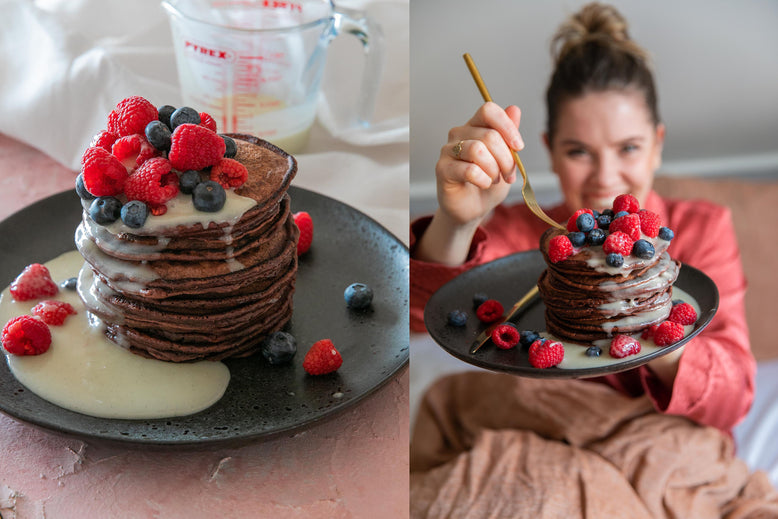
0 134 410 518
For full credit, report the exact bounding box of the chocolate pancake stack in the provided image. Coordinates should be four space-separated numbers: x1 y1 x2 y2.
537 227 680 343
76 135 298 361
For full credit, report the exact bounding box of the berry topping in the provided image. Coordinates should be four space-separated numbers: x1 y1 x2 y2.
61 277 78 291
168 124 226 171
260 331 297 365
613 210 629 220
609 213 641 241
344 282 373 309
528 339 564 368
641 323 660 340
145 120 172 151
606 252 624 268
668 302 697 325
613 193 639 214
107 96 158 138
293 211 313 255
10 264 59 301
596 213 612 230
519 330 540 348
170 106 201 129
567 208 594 232
603 231 633 256
221 135 237 158
568 231 586 247
149 204 168 216
90 130 118 152
576 212 596 233
491 323 520 349
89 196 123 225
121 200 149 228
210 158 248 189
303 338 342 375
192 180 226 212
31 300 77 326
653 320 685 346
75 173 95 201
179 170 202 195
111 134 161 170
199 112 217 132
586 228 607 246
609 334 641 358
658 226 674 241
158 105 176 129
585 346 602 357
1 316 51 356
124 157 179 206
638 209 661 238
476 299 504 323
548 234 574 263
80 146 128 197
632 239 655 259
447 310 468 327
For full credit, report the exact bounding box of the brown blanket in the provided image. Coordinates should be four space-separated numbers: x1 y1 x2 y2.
410 372 778 518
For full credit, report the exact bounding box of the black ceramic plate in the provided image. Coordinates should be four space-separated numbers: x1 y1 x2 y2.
424 250 718 379
0 187 408 445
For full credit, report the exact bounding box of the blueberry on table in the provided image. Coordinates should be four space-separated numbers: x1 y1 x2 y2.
447 310 468 327
519 330 540 348
121 200 149 228
344 283 373 309
89 196 122 225
192 181 226 212
260 331 297 365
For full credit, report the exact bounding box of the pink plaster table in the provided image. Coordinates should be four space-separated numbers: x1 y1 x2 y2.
0 133 410 518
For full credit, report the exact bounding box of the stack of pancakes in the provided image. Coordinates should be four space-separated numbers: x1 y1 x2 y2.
537 228 680 343
76 135 298 362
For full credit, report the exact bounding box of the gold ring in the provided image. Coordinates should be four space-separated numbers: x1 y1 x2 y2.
453 140 465 159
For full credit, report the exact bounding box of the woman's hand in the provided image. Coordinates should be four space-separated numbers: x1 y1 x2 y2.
414 102 524 266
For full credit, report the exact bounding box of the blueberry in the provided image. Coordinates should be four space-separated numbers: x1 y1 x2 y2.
121 200 149 228
586 228 606 246
568 231 586 247
473 292 489 308
585 346 602 357
613 210 629 220
221 135 237 158
344 282 373 309
576 212 595 232
75 173 95 200
179 170 202 194
519 330 540 348
145 120 172 151
672 299 684 306
89 196 122 225
170 106 200 129
601 208 614 217
260 331 297 365
658 226 674 241
60 277 78 291
158 104 176 129
632 239 655 259
596 214 612 230
447 309 468 327
192 180 226 212
606 252 624 267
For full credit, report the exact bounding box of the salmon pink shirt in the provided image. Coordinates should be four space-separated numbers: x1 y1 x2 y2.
410 191 755 433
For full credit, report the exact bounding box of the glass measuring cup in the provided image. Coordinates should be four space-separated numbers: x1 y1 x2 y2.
161 0 384 154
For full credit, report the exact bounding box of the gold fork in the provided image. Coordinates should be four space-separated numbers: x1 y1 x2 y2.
463 53 565 231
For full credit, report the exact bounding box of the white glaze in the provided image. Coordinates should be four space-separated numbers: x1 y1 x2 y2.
0 251 230 419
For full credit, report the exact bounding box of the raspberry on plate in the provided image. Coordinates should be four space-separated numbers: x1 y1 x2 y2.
124 157 179 206
32 300 77 326
609 334 641 358
528 339 564 368
613 193 640 214
10 263 59 301
548 234 574 263
210 158 248 189
107 96 159 138
168 123 226 171
668 302 697 325
2 316 52 356
603 231 634 256
491 323 520 349
81 146 129 197
653 321 685 346
476 299 504 323
293 211 313 255
303 339 343 375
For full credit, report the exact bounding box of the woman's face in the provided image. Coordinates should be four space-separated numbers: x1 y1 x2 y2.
544 90 665 212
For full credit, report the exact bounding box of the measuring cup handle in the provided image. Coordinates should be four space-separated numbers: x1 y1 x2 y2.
333 7 385 127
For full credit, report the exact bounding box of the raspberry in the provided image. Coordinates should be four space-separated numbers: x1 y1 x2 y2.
653 321 685 346
609 213 641 241
9 264 59 301
603 231 634 256
528 339 564 368
124 157 179 206
111 134 161 171
107 96 158 137
90 130 118 151
199 112 217 132
609 334 641 358
567 208 594 232
210 158 248 189
303 339 343 375
641 323 660 340
476 299 504 323
293 211 313 255
168 124 226 171
613 194 640 214
2 316 51 356
31 300 77 326
668 302 697 325
638 210 661 238
548 234 574 263
149 204 168 216
491 323 520 349
81 146 129 196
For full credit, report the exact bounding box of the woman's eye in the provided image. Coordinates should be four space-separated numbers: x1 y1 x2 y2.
566 148 588 158
621 143 639 153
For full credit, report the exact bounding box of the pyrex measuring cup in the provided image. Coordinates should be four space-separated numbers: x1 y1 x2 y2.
161 0 384 154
